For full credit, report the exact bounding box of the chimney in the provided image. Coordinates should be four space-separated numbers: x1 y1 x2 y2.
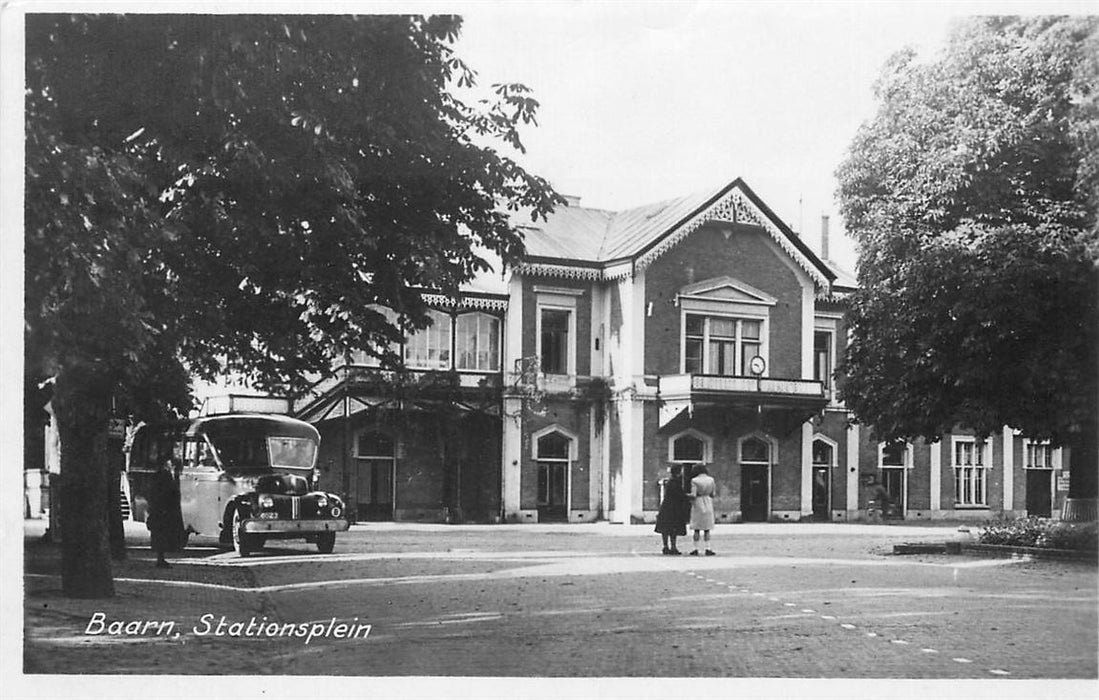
820 215 831 261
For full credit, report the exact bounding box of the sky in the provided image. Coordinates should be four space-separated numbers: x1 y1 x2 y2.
447 0 1093 272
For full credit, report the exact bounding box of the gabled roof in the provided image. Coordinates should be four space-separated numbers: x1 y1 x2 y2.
515 178 836 288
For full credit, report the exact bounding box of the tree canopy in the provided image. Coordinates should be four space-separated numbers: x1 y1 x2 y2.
836 16 1098 495
25 14 560 597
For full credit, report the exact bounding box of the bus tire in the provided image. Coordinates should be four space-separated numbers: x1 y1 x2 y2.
231 508 257 557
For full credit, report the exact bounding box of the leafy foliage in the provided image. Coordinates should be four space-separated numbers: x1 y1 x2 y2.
979 517 1098 552
26 14 561 405
25 14 560 597
836 17 1099 454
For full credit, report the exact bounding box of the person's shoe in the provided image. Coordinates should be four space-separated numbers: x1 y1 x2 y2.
688 550 699 556
705 550 716 556
662 547 671 555
670 549 682 555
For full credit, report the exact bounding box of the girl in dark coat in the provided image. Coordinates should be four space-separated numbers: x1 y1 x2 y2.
147 458 185 568
654 464 690 555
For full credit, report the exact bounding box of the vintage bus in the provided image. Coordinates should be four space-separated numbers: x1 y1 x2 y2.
128 413 349 556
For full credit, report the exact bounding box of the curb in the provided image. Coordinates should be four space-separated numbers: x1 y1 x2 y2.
892 541 1097 562
960 543 1097 562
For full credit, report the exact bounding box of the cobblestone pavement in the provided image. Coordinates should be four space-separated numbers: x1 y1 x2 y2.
20 519 1098 689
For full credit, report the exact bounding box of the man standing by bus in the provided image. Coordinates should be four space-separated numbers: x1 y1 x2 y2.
146 456 185 568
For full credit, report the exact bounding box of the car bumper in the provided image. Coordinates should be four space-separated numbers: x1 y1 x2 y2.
241 518 349 534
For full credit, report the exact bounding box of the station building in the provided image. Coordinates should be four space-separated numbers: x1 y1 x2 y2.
287 178 1074 525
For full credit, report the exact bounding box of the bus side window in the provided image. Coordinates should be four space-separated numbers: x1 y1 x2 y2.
197 441 218 468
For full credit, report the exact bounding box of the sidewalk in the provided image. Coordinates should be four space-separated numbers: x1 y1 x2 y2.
23 515 973 541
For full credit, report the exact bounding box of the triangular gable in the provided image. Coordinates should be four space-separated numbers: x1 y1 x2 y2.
631 179 834 288
678 276 777 305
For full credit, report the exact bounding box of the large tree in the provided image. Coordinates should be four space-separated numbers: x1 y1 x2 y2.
25 14 560 597
836 16 1099 503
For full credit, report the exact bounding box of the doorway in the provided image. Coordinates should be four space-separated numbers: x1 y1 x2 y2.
880 467 906 518
811 438 835 521
741 465 769 522
536 431 571 522
355 431 395 521
1025 469 1052 517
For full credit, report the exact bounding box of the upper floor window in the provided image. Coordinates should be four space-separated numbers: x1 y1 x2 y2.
540 308 572 375
455 312 500 372
684 314 763 376
405 310 452 370
814 330 833 390
952 437 989 506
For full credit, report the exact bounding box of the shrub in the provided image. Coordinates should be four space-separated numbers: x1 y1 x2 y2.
978 517 1098 552
979 516 1045 547
1037 522 1098 551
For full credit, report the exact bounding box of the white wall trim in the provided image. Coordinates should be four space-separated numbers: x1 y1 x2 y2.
1002 427 1014 512
801 423 813 516
930 441 942 511
846 424 859 517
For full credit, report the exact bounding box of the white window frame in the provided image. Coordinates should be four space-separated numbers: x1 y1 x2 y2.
951 436 991 507
454 311 501 372
812 435 838 468
1024 440 1061 470
404 309 453 370
531 425 578 512
680 310 769 376
813 315 840 402
536 292 579 380
667 428 713 464
738 433 776 467
878 442 914 468
351 306 400 367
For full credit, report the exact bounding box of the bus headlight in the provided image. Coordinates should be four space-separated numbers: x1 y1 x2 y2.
315 495 328 508
258 495 275 509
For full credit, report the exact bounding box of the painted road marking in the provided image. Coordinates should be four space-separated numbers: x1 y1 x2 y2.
989 669 1010 675
921 648 938 654
821 615 836 620
840 624 857 629
891 640 910 645
953 658 973 664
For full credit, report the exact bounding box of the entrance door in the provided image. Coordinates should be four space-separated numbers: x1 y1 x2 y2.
811 467 830 521
537 462 568 522
1025 470 1052 517
881 467 905 518
741 465 769 522
355 459 394 521
811 439 834 522
355 431 395 521
536 431 571 523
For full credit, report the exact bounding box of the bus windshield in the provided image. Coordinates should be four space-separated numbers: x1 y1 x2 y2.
267 436 317 470
208 435 316 471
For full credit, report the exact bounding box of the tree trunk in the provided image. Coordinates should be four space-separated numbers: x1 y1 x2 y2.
1066 420 1098 500
53 363 115 598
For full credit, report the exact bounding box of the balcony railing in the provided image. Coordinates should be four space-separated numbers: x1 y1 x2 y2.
292 364 502 418
659 373 825 401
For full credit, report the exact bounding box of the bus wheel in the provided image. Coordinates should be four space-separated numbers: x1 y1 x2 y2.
231 509 256 557
316 532 336 554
